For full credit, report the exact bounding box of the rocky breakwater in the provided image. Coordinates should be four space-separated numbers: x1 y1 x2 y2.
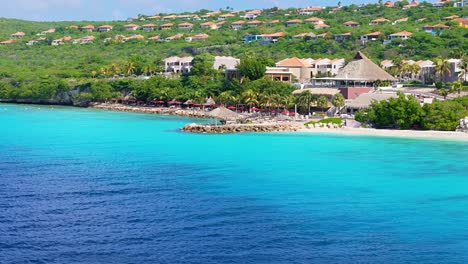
90 103 210 118
181 123 301 134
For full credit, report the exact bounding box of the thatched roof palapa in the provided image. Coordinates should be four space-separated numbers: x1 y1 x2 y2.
208 106 243 121
335 52 396 82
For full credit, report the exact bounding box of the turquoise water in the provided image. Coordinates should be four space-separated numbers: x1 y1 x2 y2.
1 103 467 264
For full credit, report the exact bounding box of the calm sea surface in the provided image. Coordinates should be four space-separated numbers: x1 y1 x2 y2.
1 104 467 264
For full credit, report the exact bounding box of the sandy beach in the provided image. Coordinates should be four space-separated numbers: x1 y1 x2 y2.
298 126 468 142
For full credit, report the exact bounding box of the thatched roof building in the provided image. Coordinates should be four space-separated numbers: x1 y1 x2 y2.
335 52 396 82
208 106 243 121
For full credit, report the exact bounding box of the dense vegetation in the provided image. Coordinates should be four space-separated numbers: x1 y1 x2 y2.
355 92 468 130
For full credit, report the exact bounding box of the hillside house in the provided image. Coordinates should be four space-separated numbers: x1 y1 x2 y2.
178 22 194 29
142 24 156 31
97 25 113 32
164 56 194 73
370 18 390 25
343 21 359 27
360 31 382 42
298 6 322 15
231 20 245 29
287 19 302 26
80 25 95 32
305 17 324 24
160 23 174 30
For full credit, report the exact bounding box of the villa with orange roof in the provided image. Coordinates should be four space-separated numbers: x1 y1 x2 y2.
124 24 139 31
388 31 413 41
305 17 324 24
443 15 459 20
0 39 16 45
148 15 161 20
201 22 217 30
123 34 145 42
11 32 26 38
219 14 235 20
393 18 408 24
454 18 468 28
161 15 177 21
142 24 156 31
360 31 382 42
384 1 394 7
231 20 245 29
343 21 359 27
298 6 322 15
160 23 173 30
73 36 95 44
247 20 264 27
403 0 419 9
334 32 352 42
262 32 286 43
245 9 262 20
287 19 302 26
165 33 184 41
51 36 72 46
423 24 450 34
97 25 113 32
370 18 390 25
314 23 330 29
186 34 210 42
270 57 345 82
38 29 55 35
178 22 194 29
80 25 95 32
148 35 160 41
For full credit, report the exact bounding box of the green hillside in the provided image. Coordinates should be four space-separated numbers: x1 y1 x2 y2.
0 3 467 106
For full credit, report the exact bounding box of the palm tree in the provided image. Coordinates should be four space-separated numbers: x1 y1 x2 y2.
317 96 329 113
438 88 448 99
217 91 236 105
125 61 136 76
297 91 314 115
109 63 121 76
332 93 345 108
451 81 464 96
434 57 451 82
242 89 258 111
458 55 468 81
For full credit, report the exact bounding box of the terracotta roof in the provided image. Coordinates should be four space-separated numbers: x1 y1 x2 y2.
314 23 330 28
371 18 390 23
395 18 408 22
262 32 286 37
455 18 468 25
231 20 245 25
191 33 209 40
148 35 160 40
163 15 177 19
246 9 262 15
269 20 281 24
142 23 156 27
161 23 174 27
247 20 263 24
11 32 26 37
98 25 113 29
179 22 194 26
0 39 15 44
300 6 322 11
390 31 413 36
276 57 309 67
305 17 323 22
384 1 394 7
443 15 459 20
81 25 95 29
287 19 303 23
148 15 161 19
343 21 359 25
124 24 139 27
364 31 382 36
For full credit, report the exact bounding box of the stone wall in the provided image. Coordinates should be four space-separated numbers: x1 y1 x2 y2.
181 123 301 134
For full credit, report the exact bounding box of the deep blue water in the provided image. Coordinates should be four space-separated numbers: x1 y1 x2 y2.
0 104 467 264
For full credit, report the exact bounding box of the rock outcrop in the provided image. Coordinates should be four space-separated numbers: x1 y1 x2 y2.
181 123 301 134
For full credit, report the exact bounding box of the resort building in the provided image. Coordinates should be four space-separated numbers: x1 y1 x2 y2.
310 52 396 99
164 56 194 73
97 25 113 32
265 67 294 83
261 32 286 43
298 6 322 15
270 57 346 83
423 24 450 35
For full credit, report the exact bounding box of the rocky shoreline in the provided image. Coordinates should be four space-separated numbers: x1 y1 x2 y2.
181 123 302 134
89 103 211 119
